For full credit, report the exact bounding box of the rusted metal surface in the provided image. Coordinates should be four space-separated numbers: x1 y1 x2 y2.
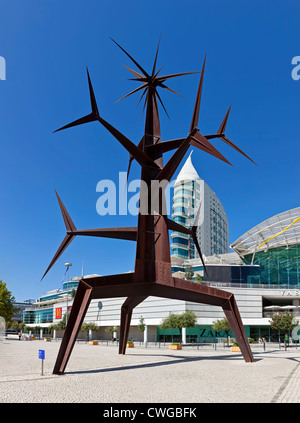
44 39 255 374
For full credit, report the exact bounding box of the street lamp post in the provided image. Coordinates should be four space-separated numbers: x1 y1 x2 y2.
65 263 72 325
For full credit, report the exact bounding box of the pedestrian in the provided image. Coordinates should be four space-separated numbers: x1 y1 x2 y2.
18 331 22 341
285 333 289 348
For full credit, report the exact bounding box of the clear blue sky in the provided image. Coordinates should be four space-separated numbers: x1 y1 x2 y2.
1 0 300 301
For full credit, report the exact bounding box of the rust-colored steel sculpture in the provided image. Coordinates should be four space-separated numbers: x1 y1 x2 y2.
44 39 255 374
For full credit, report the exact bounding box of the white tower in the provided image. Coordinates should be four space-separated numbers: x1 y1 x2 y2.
171 152 229 259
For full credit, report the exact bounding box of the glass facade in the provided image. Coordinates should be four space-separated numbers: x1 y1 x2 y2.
23 307 53 324
171 180 196 260
22 279 79 325
63 280 80 290
243 243 300 288
23 309 35 324
174 243 300 288
202 264 261 286
210 208 228 255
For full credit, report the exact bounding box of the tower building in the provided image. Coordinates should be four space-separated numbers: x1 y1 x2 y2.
171 152 229 260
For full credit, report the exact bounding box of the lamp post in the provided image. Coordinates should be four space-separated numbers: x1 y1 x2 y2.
65 263 72 324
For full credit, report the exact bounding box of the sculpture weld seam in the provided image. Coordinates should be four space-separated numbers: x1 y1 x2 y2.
43 39 255 374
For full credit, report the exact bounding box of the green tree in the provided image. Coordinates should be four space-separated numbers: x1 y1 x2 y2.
212 318 231 346
185 265 194 281
10 321 27 332
269 312 297 336
0 280 18 325
138 316 146 333
10 321 19 331
81 322 98 341
50 311 71 331
160 311 197 341
105 326 118 340
195 274 203 283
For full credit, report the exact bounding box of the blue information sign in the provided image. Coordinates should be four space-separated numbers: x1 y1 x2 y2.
39 349 45 360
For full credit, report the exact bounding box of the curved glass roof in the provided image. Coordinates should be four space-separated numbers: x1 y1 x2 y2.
231 207 300 257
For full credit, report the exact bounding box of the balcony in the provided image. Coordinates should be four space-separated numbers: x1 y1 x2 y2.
171 231 190 240
171 242 190 250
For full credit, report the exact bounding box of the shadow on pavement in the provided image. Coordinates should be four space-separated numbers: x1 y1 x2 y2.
65 352 262 376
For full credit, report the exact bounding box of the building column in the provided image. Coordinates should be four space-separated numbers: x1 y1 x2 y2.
293 299 300 317
53 329 56 340
40 328 43 339
182 327 186 344
89 329 92 341
144 325 148 344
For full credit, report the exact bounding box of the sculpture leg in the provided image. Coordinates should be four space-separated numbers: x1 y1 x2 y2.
222 294 253 363
119 308 133 355
52 273 146 374
53 279 93 375
119 296 148 354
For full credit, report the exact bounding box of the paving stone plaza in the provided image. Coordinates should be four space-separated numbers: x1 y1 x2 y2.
1 336 300 403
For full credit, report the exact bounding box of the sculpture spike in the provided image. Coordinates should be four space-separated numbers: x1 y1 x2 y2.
156 71 200 83
41 234 75 280
86 67 99 116
217 105 231 135
122 64 143 79
217 106 257 165
159 83 183 97
55 190 77 233
152 36 161 77
110 38 150 79
42 192 77 279
54 68 99 133
191 132 232 166
156 89 170 119
190 53 206 133
115 84 146 104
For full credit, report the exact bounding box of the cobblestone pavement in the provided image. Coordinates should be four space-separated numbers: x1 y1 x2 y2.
272 359 300 403
1 337 300 403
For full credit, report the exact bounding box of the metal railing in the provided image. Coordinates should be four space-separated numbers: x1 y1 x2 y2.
200 281 300 290
263 311 300 318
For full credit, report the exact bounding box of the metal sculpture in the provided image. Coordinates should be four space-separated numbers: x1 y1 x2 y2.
43 39 255 374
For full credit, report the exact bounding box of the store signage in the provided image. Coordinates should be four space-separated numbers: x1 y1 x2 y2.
55 307 62 319
280 290 300 296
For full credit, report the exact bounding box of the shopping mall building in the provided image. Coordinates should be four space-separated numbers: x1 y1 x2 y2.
23 207 300 343
23 156 300 343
